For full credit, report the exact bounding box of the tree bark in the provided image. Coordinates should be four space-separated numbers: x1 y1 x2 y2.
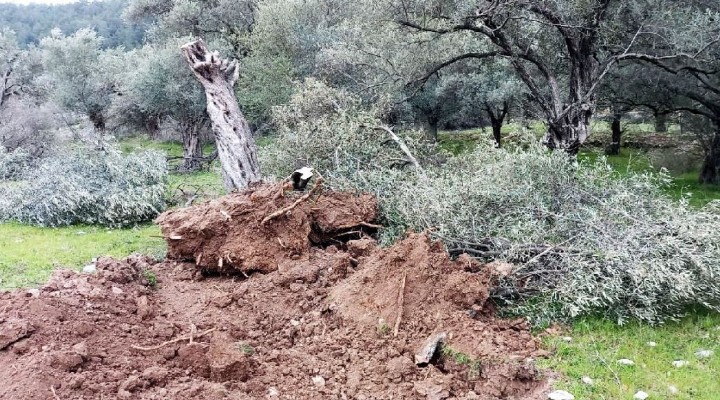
654 112 668 133
546 105 593 155
699 127 720 185
181 39 260 191
485 101 508 148
605 112 622 155
423 116 439 142
180 122 203 171
145 116 161 139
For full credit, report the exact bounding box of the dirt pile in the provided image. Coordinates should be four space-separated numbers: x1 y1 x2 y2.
0 183 551 399
155 182 377 274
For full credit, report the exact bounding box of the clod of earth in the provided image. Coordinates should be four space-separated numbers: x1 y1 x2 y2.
0 183 551 399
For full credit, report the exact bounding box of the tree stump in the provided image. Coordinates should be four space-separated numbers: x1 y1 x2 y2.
181 39 261 191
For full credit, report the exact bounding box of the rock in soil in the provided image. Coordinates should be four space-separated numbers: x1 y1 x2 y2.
0 183 552 399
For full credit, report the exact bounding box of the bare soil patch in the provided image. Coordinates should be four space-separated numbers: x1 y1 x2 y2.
0 183 551 399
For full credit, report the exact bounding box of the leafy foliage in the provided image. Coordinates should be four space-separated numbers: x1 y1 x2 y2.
0 145 167 227
0 0 144 49
0 147 31 181
271 85 720 324
260 79 437 178
332 141 720 324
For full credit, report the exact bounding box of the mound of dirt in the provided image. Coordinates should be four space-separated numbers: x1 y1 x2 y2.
0 183 551 399
155 182 377 274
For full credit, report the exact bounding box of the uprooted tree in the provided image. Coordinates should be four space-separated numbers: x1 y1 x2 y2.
181 39 261 191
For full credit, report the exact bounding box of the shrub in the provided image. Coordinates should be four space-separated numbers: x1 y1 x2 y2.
0 147 32 181
0 99 60 159
0 145 167 227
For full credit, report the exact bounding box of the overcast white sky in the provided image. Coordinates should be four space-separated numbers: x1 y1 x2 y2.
0 0 78 4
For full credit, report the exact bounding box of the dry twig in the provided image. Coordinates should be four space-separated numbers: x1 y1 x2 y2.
261 178 324 225
50 386 61 400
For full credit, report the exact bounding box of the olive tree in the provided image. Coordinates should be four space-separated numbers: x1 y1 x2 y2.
319 17 473 141
124 0 257 56
115 39 209 171
0 29 22 110
382 0 720 154
40 29 118 136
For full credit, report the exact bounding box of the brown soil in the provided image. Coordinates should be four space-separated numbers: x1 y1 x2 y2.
0 183 551 399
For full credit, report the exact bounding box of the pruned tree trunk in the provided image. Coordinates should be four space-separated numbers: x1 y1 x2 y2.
605 112 622 156
699 127 720 185
181 39 260 191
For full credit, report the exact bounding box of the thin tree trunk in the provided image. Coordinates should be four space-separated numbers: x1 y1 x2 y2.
181 39 260 191
180 123 203 171
0 65 13 110
654 112 668 133
699 127 720 185
423 116 439 142
605 112 622 156
485 101 508 148
145 116 161 139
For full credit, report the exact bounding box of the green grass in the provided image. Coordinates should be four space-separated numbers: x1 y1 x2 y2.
0 136 225 289
121 135 226 200
119 136 216 157
539 314 720 399
0 222 165 289
579 148 720 206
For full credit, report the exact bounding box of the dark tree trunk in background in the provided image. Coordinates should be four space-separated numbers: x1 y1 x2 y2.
699 127 720 185
655 112 668 133
180 123 203 171
423 116 439 142
546 104 593 155
182 39 261 191
88 110 106 132
145 116 161 139
485 101 509 148
88 109 107 149
605 112 622 155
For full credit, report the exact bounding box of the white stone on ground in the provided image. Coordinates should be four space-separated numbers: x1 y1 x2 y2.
617 359 635 365
561 336 573 342
671 360 689 368
581 376 594 385
312 376 325 387
695 350 714 359
82 263 97 273
668 385 679 395
645 341 657 347
634 390 649 399
548 390 575 400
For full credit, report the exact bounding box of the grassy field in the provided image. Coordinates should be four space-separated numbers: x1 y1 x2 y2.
0 223 164 289
0 137 212 289
539 314 720 399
